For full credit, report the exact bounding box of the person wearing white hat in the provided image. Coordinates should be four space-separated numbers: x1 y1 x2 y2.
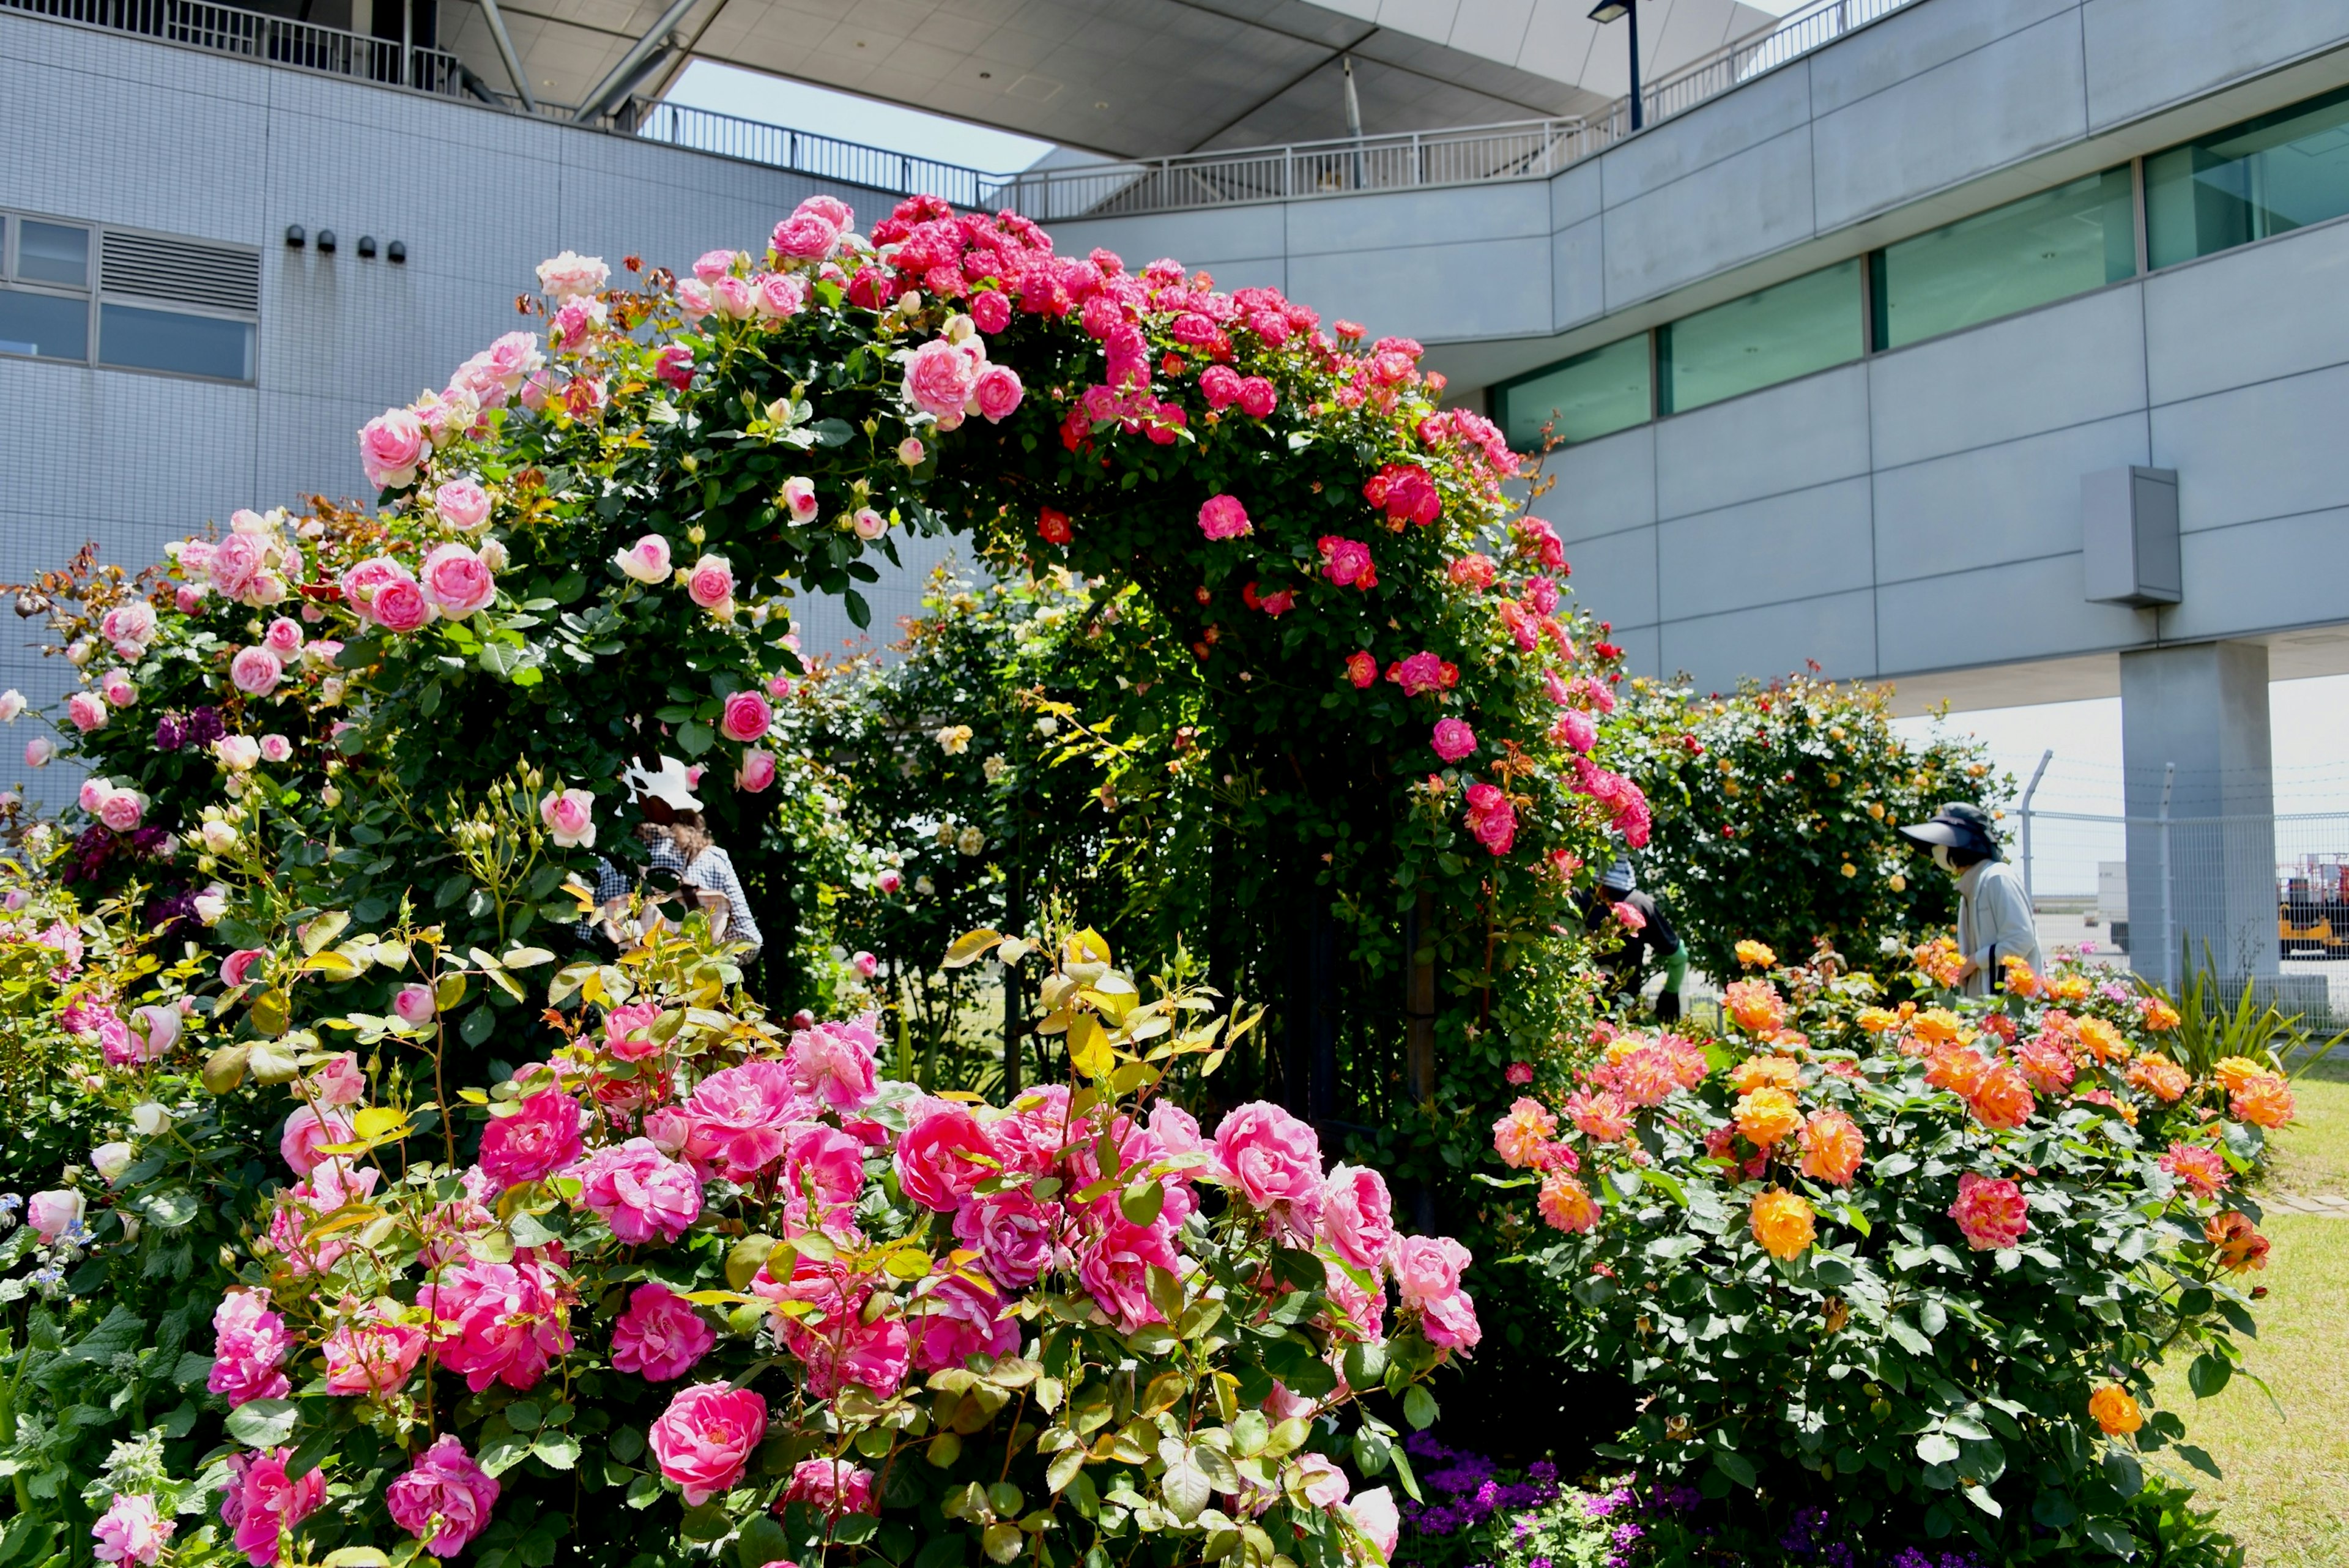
588 756 763 960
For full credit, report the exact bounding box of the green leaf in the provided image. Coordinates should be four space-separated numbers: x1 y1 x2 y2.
738 1518 790 1568
2178 1444 2222 1479
1711 1449 1758 1490
1047 1446 1086 1495
479 1432 533 1477
1915 1433 1961 1466
532 1432 581 1470
2188 1353 2232 1399
2102 1447 2144 1498
675 722 714 758
461 1004 497 1047
1401 1385 1439 1431
845 590 872 630
224 1399 300 1449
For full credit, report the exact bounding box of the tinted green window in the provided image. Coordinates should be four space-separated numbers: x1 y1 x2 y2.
1869 168 2135 350
99 304 254 381
0 289 89 360
2147 84 2349 269
1496 335 1650 450
1657 261 1860 415
17 221 88 288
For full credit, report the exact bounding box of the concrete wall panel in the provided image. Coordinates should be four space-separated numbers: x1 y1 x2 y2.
1557 524 1660 631
1286 181 1551 253
1871 412 2147 584
2154 362 2349 535
1550 214 1606 331
2165 510 2349 643
1601 126 1816 308
1875 554 2151 675
1288 235 1552 341
2143 220 2349 406
2082 0 2349 130
1598 61 1812 204
1548 422 1658 541
1657 475 1874 621
1805 0 2077 116
1659 587 1877 687
1654 364 1871 520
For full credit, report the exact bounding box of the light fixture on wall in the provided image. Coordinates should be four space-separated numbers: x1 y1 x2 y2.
284 225 306 248
1590 0 1646 132
316 229 338 254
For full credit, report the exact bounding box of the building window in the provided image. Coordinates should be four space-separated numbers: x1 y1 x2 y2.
2147 84 2349 270
1493 335 1651 451
1657 259 1861 415
0 212 258 382
1869 168 2135 350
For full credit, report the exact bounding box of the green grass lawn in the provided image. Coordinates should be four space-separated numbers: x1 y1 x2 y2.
2155 1042 2349 1566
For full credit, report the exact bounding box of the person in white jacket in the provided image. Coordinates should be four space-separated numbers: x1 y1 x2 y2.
1898 802 2040 997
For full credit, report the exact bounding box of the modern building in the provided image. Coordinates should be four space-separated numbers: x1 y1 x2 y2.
7 0 2348 984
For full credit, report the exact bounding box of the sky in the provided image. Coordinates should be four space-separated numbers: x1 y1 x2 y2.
665 62 1055 173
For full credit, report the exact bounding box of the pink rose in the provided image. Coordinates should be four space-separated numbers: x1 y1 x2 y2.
614 533 672 584
359 409 426 490
1198 494 1251 540
307 1052 365 1106
655 343 695 391
1551 709 1597 753
1213 1102 1325 1230
875 869 902 894
1347 1488 1400 1558
420 543 496 619
795 195 853 231
340 557 429 632
97 788 145 833
99 671 137 707
539 787 596 849
692 249 736 282
572 1137 701 1243
611 1282 716 1381
649 1382 766 1506
1319 1163 1395 1273
909 1269 1022 1372
434 477 493 529
686 555 735 610
23 737 51 767
675 279 714 321
392 984 436 1025
25 1187 82 1245
737 748 776 793
1200 364 1241 407
429 1255 574 1392
681 1060 804 1181
970 290 1012 333
67 690 109 731
782 1457 877 1520
91 1493 173 1566
259 733 292 764
219 1449 324 1567
953 1188 1056 1288
1296 1453 1351 1508
754 272 807 319
904 338 982 425
385 1435 500 1556
895 1105 1000 1211
1238 376 1277 418
477 1090 584 1191
1075 1217 1179 1332
128 1003 180 1061
281 1105 354 1176
771 212 841 260
261 618 304 660
719 690 771 744
1318 535 1376 590
853 507 888 540
1431 718 1477 764
852 950 879 979
229 647 283 697
603 1000 663 1060
208 1288 293 1406
784 1014 881 1112
1391 1233 1470 1310
973 363 1024 422
711 275 755 320
221 948 264 987
322 1310 428 1396
780 476 819 522
1422 1286 1482 1349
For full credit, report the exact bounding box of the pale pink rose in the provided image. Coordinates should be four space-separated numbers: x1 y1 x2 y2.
385 1435 499 1556
852 508 888 540
780 476 818 523
216 734 261 771
852 951 878 979
91 1492 173 1566
340 557 426 631
420 543 496 619
897 437 926 467
208 532 266 598
753 272 806 319
78 775 110 813
97 788 145 833
100 600 157 652
259 734 292 764
176 585 204 614
573 1137 702 1243
648 1382 766 1506
875 869 903 894
359 409 427 490
306 1052 365 1107
685 555 734 610
0 687 31 723
903 338 981 422
644 1105 690 1156
482 330 543 394
229 647 283 697
262 617 303 658
737 748 776 793
1212 1101 1325 1226
1319 1163 1395 1273
539 787 596 849
614 534 672 584
1295 1453 1350 1508
796 195 853 230
675 279 715 321
973 363 1024 422
692 249 737 283
535 251 608 300
98 671 137 707
281 1104 355 1176
710 275 754 321
24 737 51 767
771 212 840 260
1198 494 1251 540
719 691 771 743
67 691 109 731
392 984 436 1025
128 1003 180 1061
435 477 492 530
1347 1488 1400 1557
610 1282 714 1381
27 1187 84 1242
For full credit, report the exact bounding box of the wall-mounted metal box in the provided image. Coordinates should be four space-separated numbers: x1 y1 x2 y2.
2082 466 2181 606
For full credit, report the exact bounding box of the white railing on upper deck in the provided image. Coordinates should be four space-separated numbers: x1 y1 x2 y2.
2 0 469 95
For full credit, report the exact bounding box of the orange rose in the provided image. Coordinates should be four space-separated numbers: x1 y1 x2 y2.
1856 1007 1902 1035
1965 1063 2036 1131
1491 1097 1560 1169
2230 1073 2295 1129
1749 1189 1816 1260
1913 937 1965 989
1797 1110 1865 1185
2213 1056 2267 1094
1911 1009 1966 1046
2140 998 2181 1031
2203 1210 2269 1273
2075 1016 2124 1063
2127 1055 2190 1103
1734 1087 1804 1148
1734 939 1776 970
1724 979 1787 1037
2000 956 2042 997
2051 975 2092 1003
2088 1384 2143 1436
1537 1171 1601 1234
1730 1056 1802 1095
1924 1044 1991 1099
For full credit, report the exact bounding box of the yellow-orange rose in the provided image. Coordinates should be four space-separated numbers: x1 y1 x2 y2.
1856 1006 1901 1035
1734 939 1776 970
2128 1055 2190 1103
2140 998 2181 1031
1729 1055 1801 1095
1723 979 1787 1036
2088 1384 2143 1436
2213 1056 2266 1094
1749 1189 1816 1260
2230 1073 2295 1129
2076 1016 2124 1063
1912 1009 1966 1046
1734 1086 1804 1148
1798 1110 1866 1185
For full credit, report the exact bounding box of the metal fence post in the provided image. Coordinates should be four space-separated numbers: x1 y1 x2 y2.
2019 748 2052 905
2159 762 2176 987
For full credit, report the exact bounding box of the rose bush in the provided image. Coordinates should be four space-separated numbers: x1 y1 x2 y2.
1483 942 2277 1561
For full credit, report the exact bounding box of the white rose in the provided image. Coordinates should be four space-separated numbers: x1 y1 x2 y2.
131 1102 173 1137
982 756 1008 784
957 826 986 856
91 1142 134 1184
199 820 239 854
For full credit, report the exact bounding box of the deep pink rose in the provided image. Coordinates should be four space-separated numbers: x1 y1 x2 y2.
719 690 772 743
429 1255 573 1392
952 1188 1056 1288
970 290 1011 332
420 543 495 619
385 1435 500 1557
784 1014 881 1112
1431 718 1477 763
894 1105 999 1211
973 364 1024 422
771 212 841 260
603 1000 662 1060
1197 494 1251 540
610 1282 716 1381
1319 1163 1395 1273
1463 782 1517 856
573 1137 701 1244
221 948 264 987
1074 1217 1178 1332
321 1311 428 1395
782 1457 877 1519
477 1090 584 1191
649 1382 766 1506
909 1269 1021 1372
1318 535 1376 589
1212 1101 1325 1226
681 1060 806 1181
655 343 695 390
1200 363 1241 407
1237 376 1277 417
738 748 776 792
219 1449 324 1567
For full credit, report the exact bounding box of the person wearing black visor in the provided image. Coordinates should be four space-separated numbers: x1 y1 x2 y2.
1897 801 2039 996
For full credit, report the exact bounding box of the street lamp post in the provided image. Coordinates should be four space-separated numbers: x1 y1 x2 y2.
1590 0 1644 132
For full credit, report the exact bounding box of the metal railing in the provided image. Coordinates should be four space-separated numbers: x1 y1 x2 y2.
626 100 1009 207
1009 0 1922 221
3 0 467 94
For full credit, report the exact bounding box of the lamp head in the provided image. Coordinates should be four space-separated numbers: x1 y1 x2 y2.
1589 1 1630 21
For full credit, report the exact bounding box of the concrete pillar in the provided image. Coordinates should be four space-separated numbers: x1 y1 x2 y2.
2118 641 2277 990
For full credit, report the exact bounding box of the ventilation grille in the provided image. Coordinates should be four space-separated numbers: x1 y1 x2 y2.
100 231 260 313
